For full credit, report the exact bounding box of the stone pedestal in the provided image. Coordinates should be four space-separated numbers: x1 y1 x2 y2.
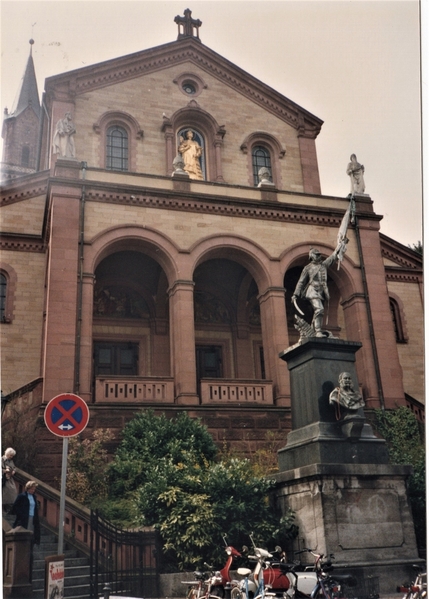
273 463 420 594
275 338 421 593
2 525 34 598
278 338 388 470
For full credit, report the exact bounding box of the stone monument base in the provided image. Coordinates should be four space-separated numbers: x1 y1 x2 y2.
278 420 389 470
273 463 421 594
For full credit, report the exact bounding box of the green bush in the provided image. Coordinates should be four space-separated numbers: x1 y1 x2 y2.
104 410 297 571
66 428 114 506
374 406 426 557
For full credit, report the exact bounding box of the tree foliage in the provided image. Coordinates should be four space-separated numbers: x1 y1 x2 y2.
66 428 114 505
408 240 422 255
104 410 297 571
373 406 425 556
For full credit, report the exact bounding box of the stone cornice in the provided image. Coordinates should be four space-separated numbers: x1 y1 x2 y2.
380 232 422 269
84 186 370 228
385 269 423 283
1 171 49 207
44 39 322 137
0 233 45 253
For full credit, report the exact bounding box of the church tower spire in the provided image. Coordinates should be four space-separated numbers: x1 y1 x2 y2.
1 39 41 181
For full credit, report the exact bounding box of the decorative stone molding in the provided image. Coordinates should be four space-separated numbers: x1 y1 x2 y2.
1 181 48 207
173 72 207 98
44 40 322 136
85 189 348 229
0 236 45 253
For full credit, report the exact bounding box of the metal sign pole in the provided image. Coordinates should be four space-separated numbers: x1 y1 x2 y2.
57 436 69 555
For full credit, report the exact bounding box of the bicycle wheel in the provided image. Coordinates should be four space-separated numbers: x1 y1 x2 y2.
231 587 243 599
187 587 201 599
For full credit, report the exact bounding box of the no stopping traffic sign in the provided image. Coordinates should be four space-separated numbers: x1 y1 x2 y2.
44 393 90 437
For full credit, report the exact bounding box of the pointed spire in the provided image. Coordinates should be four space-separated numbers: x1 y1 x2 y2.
10 39 40 118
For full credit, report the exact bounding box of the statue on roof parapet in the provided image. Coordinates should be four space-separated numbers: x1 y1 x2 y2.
346 153 365 195
52 112 76 158
175 9 202 41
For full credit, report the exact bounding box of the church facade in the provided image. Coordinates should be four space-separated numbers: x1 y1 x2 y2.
1 12 423 484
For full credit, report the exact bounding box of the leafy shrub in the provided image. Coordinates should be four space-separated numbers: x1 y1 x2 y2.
104 410 297 571
374 406 425 557
66 428 114 506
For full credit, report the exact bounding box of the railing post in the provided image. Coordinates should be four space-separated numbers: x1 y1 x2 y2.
103 582 111 599
3 524 34 598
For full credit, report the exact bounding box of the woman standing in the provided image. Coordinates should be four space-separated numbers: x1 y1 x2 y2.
2 447 17 511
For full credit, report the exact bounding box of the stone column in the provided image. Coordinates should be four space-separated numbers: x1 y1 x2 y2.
168 280 199 404
42 171 81 403
258 286 290 406
77 272 95 402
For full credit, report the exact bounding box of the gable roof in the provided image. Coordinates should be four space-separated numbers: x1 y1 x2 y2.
44 37 323 139
380 232 422 271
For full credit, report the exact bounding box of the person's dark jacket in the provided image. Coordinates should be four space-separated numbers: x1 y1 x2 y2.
10 491 41 544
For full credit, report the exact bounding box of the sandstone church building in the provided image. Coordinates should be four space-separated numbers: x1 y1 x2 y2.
1 11 423 485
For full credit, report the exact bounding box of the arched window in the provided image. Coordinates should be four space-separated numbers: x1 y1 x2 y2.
0 273 6 322
241 132 285 188
106 126 129 171
21 146 30 168
177 128 206 180
252 146 272 186
390 297 407 343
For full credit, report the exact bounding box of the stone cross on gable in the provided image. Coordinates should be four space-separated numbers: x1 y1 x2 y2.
174 9 202 41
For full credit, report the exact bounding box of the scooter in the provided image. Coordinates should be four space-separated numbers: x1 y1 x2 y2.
284 549 357 599
235 535 318 598
213 536 243 596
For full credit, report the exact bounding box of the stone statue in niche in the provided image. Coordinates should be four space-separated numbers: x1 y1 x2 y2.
178 130 204 180
53 112 76 158
346 153 365 194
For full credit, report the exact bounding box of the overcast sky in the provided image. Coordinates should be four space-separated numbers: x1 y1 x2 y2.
1 0 424 247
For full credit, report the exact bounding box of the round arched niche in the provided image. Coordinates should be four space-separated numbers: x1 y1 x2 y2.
92 250 171 378
193 257 264 380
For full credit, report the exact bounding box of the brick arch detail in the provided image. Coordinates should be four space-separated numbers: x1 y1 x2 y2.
188 234 276 292
85 225 181 286
279 241 361 301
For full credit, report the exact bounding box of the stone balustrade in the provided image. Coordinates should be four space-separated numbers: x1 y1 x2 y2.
200 379 273 404
95 377 175 402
